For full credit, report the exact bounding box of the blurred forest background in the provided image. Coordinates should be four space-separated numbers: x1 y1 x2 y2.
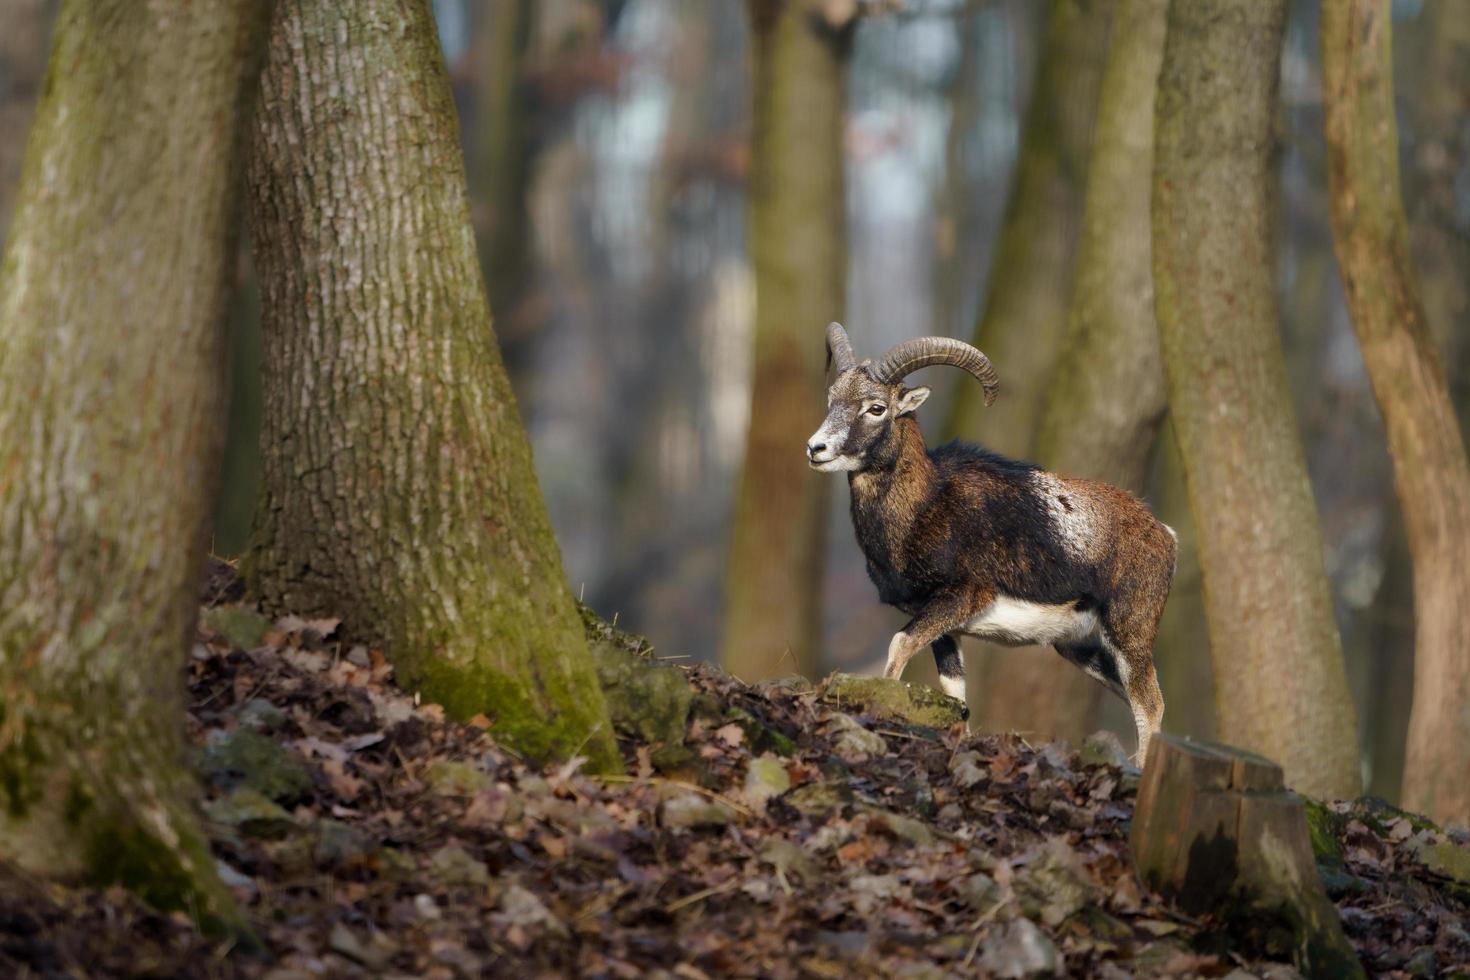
2 0 1467 808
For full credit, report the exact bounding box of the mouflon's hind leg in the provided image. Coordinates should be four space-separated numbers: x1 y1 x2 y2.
1097 611 1165 765
931 634 969 719
1102 531 1174 765
1121 652 1164 766
1055 640 1128 702
1054 636 1161 758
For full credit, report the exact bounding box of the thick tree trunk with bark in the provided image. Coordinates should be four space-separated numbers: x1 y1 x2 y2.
720 0 849 682
246 0 619 772
1153 0 1360 800
944 0 1113 456
0 0 267 924
1322 0 1470 824
976 0 1170 747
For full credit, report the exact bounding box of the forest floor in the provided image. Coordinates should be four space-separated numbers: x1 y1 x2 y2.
1 563 1468 978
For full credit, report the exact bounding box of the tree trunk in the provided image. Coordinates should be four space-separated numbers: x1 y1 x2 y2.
1322 0 1470 824
931 0 985 345
0 0 267 925
1364 519 1412 802
943 0 1113 456
246 0 620 773
1153 0 1360 800
471 0 536 367
976 0 1170 748
1398 0 1470 397
939 0 1110 736
720 0 849 682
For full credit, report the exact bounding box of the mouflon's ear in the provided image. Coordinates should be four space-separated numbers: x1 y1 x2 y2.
895 385 931 417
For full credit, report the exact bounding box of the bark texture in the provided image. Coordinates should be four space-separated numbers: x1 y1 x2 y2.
1153 0 1360 800
246 0 619 772
720 0 849 682
0 0 267 924
975 0 1170 746
1322 0 1470 824
944 0 1113 457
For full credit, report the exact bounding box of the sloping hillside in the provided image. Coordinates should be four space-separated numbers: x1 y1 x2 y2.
0 565 1466 978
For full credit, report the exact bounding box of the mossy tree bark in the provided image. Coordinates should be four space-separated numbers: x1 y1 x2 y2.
1153 0 1360 800
0 0 268 926
720 0 850 682
977 0 1170 747
1322 0 1470 824
943 0 1113 455
246 0 620 773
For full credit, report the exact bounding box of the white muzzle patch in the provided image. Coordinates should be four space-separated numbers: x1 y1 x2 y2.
807 422 858 471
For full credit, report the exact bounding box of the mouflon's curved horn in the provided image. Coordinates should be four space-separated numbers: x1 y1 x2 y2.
873 336 999 406
825 321 857 373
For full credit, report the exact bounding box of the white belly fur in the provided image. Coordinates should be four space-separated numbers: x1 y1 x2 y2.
961 595 1098 648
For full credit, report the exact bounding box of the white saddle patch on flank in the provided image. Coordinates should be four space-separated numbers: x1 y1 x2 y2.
961 595 1098 648
1035 472 1099 561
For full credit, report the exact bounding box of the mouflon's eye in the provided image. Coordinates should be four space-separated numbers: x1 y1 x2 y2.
868 404 886 416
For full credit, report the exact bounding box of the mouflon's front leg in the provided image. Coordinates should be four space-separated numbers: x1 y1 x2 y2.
882 589 989 682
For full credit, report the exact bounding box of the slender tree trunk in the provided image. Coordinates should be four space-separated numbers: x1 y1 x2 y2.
932 0 985 344
471 0 535 365
1365 523 1413 801
943 0 1113 456
246 0 619 772
1399 0 1470 389
977 0 1170 747
0 0 267 925
720 0 850 682
940 0 1110 732
1153 0 1360 800
1322 0 1470 824
1033 0 1169 488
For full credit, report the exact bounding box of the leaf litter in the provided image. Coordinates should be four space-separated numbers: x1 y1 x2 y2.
0 561 1466 978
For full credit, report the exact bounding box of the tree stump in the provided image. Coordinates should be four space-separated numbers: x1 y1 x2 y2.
1130 734 1363 979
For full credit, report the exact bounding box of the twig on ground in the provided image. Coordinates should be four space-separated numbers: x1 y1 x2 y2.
664 877 743 914
596 774 757 819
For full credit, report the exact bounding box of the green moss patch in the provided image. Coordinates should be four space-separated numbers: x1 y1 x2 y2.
818 673 967 730
588 640 693 747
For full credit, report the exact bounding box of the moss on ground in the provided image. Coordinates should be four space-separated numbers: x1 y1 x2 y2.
819 673 968 729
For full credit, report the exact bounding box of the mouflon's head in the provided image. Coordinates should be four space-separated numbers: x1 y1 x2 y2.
806 322 999 473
